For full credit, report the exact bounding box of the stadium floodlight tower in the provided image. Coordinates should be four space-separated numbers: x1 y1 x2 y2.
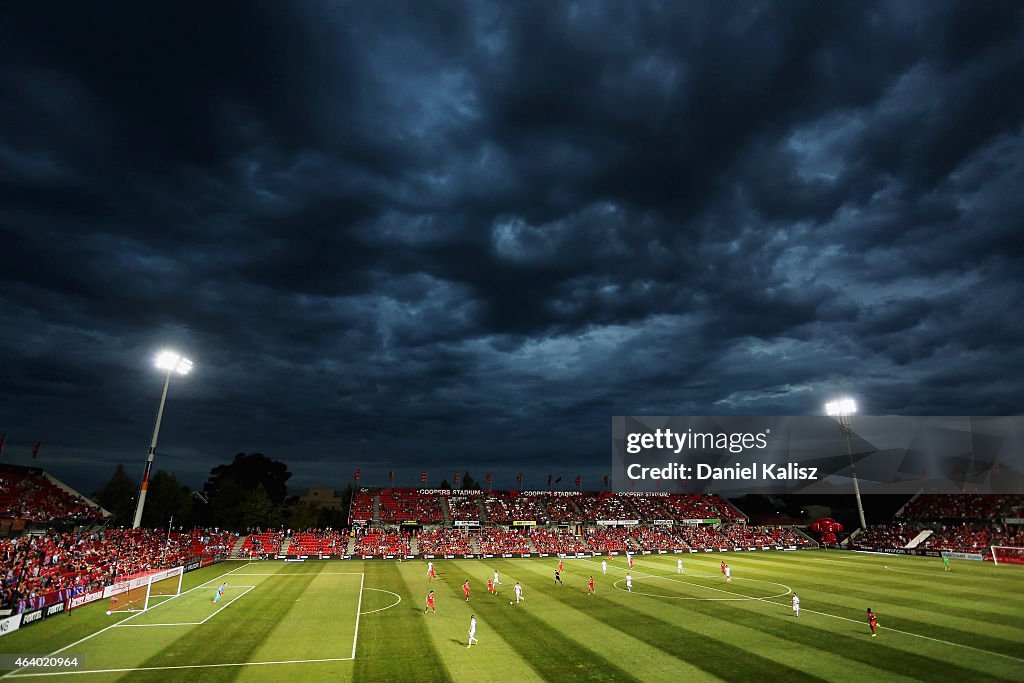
131 350 194 529
825 398 867 531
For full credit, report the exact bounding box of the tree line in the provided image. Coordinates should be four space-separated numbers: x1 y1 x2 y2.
93 453 351 531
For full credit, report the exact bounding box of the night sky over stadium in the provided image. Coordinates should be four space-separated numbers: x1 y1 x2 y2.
1 2 1023 495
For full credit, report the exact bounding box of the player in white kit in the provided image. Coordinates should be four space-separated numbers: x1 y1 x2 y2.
514 581 524 603
625 573 633 592
677 559 683 574
601 560 607 574
792 594 800 617
468 615 478 647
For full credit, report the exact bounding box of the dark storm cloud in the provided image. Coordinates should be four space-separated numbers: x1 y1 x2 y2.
1 1 1022 494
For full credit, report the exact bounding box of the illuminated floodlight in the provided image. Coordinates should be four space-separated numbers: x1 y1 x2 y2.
155 350 194 375
133 350 194 528
825 398 856 416
824 396 866 530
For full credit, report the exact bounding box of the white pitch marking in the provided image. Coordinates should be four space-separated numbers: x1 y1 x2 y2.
351 573 364 659
359 588 402 615
586 556 1024 664
0 561 255 679
5 657 355 678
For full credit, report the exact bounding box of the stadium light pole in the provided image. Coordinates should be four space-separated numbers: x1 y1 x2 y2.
825 398 867 531
131 350 193 529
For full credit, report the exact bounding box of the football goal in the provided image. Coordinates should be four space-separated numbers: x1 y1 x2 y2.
990 546 1024 566
107 566 184 614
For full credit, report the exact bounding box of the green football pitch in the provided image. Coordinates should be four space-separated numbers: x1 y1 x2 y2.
1 551 1022 682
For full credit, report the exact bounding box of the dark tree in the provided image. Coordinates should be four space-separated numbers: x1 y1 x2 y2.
461 472 480 490
94 464 136 524
204 453 292 506
140 470 193 529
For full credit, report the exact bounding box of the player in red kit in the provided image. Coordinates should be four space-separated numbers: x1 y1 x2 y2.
721 560 727 575
587 576 595 595
487 578 495 595
424 591 435 614
463 580 471 602
867 608 878 636
558 559 564 574
628 554 634 569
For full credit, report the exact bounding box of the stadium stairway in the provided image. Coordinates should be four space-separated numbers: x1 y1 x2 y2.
278 536 290 555
230 535 248 558
906 529 934 549
442 502 451 525
478 497 488 523
371 494 380 523
792 526 820 548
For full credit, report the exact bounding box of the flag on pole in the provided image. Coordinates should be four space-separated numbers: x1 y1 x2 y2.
454 472 461 487
547 474 552 489
485 472 492 488
517 472 523 488
603 474 609 488
575 475 581 489
388 470 394 482
0 434 6 457
421 471 427 484
32 441 41 459
354 469 360 482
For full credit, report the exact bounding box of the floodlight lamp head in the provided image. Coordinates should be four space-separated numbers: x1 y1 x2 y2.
155 350 194 375
825 398 857 416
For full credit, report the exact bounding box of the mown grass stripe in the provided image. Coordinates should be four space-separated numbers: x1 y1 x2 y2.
633 554 1024 637
116 562 323 683
355 561 451 683
435 561 643 683
513 559 835 683
600 556 1023 680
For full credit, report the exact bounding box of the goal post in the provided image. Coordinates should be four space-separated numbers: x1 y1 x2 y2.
990 546 1024 566
107 566 184 614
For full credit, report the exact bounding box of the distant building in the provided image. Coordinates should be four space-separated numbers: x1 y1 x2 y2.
299 488 342 510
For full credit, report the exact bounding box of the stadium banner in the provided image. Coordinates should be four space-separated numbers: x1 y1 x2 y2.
942 551 984 561
454 520 480 527
523 490 579 496
520 553 531 558
420 488 482 495
19 609 44 627
0 614 21 638
68 589 104 610
614 416 1024 494
654 519 674 526
1005 518 1024 525
45 603 65 617
184 559 202 573
512 520 536 526
483 553 494 558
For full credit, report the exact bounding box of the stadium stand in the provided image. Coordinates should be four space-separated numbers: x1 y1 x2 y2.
0 465 106 523
416 527 472 555
376 489 444 524
0 528 234 613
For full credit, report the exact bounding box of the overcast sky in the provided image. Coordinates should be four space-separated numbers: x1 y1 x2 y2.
1 1 1022 495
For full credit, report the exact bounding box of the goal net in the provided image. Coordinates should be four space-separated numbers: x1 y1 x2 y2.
107 566 184 614
990 546 1024 566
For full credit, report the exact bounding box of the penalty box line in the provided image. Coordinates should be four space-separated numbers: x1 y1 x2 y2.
586 557 1024 664
0 561 257 680
112 586 257 628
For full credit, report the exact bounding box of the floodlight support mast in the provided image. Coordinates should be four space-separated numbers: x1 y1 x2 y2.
132 351 192 529
826 398 867 531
